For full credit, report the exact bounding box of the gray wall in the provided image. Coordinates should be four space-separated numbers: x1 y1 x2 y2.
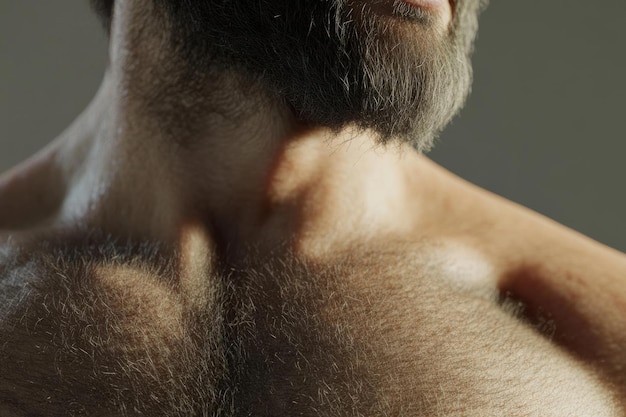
1 1 625 251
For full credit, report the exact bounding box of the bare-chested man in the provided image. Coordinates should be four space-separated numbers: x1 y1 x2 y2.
1 0 625 415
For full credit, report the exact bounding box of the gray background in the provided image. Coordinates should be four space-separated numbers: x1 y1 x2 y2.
1 1 625 251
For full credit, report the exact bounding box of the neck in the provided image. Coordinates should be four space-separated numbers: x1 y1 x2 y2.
51 2 419 255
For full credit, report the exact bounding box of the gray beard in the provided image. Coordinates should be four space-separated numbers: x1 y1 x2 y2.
147 0 486 150
89 0 486 149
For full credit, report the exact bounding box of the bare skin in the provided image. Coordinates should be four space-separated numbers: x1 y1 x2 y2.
1 0 625 415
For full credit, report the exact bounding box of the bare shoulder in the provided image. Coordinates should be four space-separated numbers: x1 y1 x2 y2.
405 155 626 396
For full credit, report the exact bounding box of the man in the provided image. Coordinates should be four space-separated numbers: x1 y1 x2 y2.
0 0 625 415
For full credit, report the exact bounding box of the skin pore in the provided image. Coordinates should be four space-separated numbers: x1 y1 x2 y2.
1 0 626 415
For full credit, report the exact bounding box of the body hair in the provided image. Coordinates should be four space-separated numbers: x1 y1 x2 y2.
0 234 570 416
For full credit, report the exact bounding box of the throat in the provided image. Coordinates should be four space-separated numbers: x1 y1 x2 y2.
246 132 417 256
40 70 418 256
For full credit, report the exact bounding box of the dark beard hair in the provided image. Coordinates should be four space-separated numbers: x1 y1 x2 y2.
92 0 487 150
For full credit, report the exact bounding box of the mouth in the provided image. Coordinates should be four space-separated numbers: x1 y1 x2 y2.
399 0 455 25
401 0 450 10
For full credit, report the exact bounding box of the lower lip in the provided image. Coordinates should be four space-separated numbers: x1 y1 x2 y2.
401 0 450 11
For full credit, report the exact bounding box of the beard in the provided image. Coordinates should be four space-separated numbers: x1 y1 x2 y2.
96 0 487 150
